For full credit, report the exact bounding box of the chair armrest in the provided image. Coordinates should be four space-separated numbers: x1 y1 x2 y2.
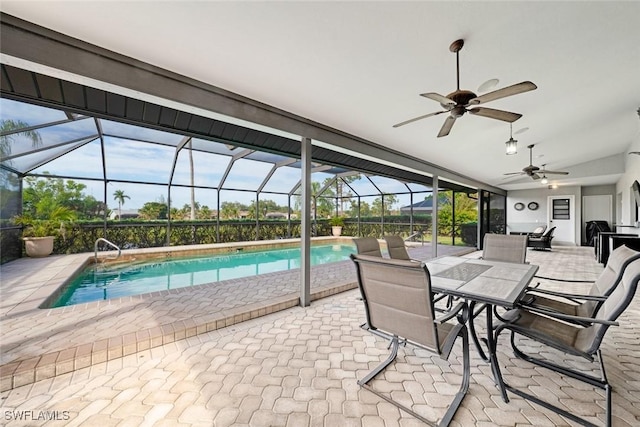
433 293 448 303
439 322 465 360
524 288 607 302
533 275 595 284
519 306 620 326
434 301 467 324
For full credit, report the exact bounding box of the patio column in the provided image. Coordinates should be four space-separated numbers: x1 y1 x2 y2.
409 191 414 237
216 189 221 243
357 196 361 236
432 175 439 258
300 137 312 307
287 195 292 238
452 190 456 246
98 126 108 238
381 194 385 238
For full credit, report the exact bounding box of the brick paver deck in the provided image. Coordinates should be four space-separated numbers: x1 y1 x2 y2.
2 244 638 426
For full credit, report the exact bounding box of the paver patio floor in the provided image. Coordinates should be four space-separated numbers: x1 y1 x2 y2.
1 245 639 426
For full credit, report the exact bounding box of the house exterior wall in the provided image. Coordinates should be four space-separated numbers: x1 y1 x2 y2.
506 186 582 245
616 135 640 236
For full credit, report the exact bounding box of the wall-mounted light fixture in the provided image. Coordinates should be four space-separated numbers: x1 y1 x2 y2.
505 123 517 155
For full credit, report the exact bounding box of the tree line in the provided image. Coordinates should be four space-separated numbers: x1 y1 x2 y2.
15 175 477 228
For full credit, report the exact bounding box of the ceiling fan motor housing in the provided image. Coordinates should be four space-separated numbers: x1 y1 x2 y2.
443 90 477 109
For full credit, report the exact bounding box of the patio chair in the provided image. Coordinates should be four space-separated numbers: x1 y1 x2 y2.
482 233 528 264
493 256 640 426
470 233 528 360
383 235 413 261
384 234 454 310
528 225 547 238
527 226 555 250
350 254 470 426
353 237 383 257
519 245 640 324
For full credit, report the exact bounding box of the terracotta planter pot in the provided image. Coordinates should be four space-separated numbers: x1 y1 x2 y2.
23 236 54 257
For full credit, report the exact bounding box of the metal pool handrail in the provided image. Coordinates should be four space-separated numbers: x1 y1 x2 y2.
94 238 121 263
405 231 425 245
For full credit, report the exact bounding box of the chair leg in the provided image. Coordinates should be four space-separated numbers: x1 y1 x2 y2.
510 334 608 389
358 330 470 427
492 327 611 427
358 336 400 387
439 325 470 427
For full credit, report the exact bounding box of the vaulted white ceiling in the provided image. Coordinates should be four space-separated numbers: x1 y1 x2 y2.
2 1 639 191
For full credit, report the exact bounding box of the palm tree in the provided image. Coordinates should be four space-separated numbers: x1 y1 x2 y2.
1 119 43 160
1 120 43 215
113 189 130 220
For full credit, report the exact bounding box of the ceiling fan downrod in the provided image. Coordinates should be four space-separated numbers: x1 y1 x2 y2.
450 39 464 91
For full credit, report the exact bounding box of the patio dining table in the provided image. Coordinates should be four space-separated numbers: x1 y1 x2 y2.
424 256 539 401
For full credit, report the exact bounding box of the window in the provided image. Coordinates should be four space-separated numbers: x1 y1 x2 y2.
552 198 570 219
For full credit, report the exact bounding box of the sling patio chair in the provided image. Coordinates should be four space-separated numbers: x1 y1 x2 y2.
470 233 529 361
350 253 470 426
353 237 383 257
518 245 640 325
492 256 640 426
482 233 528 264
383 234 414 261
384 234 452 310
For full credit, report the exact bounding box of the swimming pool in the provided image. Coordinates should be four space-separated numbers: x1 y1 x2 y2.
50 243 356 307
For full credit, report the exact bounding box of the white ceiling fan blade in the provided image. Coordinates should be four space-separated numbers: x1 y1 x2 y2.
420 92 456 107
393 110 447 128
437 116 457 137
468 107 522 122
542 170 569 175
468 81 537 105
502 173 527 182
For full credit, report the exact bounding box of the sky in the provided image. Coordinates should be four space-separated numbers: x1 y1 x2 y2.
2 98 430 211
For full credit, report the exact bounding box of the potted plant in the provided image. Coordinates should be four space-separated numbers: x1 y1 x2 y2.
14 207 76 257
329 216 345 237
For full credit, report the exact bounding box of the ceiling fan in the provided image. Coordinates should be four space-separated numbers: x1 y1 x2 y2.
393 39 537 137
504 144 569 180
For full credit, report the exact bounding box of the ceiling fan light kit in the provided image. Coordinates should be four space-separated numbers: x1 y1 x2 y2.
505 123 518 155
394 39 537 137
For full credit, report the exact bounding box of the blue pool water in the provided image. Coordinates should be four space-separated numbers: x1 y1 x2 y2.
51 244 356 307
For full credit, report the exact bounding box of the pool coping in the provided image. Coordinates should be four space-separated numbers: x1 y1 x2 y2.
0 239 474 392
